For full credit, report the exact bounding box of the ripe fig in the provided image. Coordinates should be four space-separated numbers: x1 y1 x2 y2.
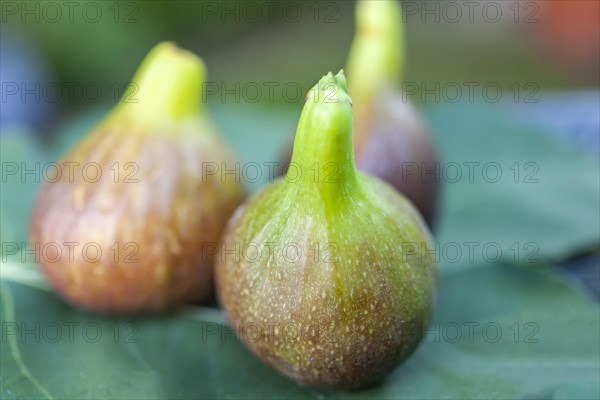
281 0 439 226
30 42 245 313
217 71 437 390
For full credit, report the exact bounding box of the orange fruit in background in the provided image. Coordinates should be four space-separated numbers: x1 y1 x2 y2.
529 0 600 84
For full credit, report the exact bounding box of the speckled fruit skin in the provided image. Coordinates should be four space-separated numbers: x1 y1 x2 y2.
216 176 436 389
30 122 243 314
30 43 245 314
217 72 437 390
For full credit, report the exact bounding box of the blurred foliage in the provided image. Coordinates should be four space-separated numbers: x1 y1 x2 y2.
0 129 48 246
2 258 598 398
2 0 598 132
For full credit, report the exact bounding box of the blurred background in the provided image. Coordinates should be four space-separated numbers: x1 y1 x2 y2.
2 0 598 275
1 0 599 133
1 1 599 398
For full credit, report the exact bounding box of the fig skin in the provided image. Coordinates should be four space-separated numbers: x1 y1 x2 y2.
30 43 244 314
217 72 437 390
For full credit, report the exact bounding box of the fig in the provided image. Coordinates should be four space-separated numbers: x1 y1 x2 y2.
30 42 245 313
281 0 439 226
217 71 437 390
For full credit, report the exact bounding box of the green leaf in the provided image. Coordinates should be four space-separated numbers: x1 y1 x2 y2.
1 261 598 399
0 130 48 250
2 99 598 398
425 101 600 267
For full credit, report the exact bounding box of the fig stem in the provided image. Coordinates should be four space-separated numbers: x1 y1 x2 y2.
288 71 359 204
345 0 404 103
114 42 206 121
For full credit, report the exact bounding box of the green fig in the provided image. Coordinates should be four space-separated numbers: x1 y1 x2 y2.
281 0 439 226
217 71 437 390
30 42 245 313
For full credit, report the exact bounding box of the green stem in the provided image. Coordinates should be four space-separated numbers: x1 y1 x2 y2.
288 71 358 205
112 42 206 124
345 0 404 104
